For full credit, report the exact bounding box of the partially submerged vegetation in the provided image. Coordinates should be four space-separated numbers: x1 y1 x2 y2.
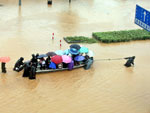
92 29 150 43
64 36 97 44
64 29 150 44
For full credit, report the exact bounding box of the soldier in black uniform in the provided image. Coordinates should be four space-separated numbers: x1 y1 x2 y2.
22 61 31 77
31 54 38 68
13 57 24 72
29 65 36 79
124 56 135 67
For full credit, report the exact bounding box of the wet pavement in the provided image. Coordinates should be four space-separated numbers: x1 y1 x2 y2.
0 0 150 113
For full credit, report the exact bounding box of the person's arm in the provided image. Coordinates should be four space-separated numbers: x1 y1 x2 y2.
131 61 134 65
124 57 130 59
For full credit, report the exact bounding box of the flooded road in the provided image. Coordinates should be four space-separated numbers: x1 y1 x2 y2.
0 0 150 113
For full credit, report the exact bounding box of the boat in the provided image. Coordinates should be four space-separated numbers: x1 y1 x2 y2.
36 64 85 73
13 56 94 79
13 44 94 79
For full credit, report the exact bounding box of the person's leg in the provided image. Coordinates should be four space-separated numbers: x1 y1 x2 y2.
23 65 29 77
1 63 6 73
40 64 42 70
29 66 36 79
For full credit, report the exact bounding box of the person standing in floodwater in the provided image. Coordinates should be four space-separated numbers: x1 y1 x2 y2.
1 62 6 73
0 57 10 73
124 56 135 67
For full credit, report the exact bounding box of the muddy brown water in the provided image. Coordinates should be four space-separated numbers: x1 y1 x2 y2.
0 0 150 113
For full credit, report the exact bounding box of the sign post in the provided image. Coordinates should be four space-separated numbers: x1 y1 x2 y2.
135 5 150 32
19 0 21 6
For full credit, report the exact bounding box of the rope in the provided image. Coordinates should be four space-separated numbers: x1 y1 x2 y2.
94 57 128 61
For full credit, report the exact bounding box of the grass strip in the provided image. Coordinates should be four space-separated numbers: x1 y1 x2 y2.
92 29 150 43
64 36 97 44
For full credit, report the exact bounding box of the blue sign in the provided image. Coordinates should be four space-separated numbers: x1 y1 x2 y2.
135 5 150 32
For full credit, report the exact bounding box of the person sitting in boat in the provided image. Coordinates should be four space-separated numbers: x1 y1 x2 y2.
74 55 85 66
82 53 90 63
69 48 80 66
39 57 46 69
124 56 135 67
63 62 68 68
68 60 74 70
49 61 56 69
46 56 51 69
58 63 63 69
13 57 24 72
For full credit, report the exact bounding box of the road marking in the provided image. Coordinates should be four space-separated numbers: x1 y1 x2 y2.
144 11 146 22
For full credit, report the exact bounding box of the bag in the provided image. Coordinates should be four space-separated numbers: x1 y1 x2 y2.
49 62 56 69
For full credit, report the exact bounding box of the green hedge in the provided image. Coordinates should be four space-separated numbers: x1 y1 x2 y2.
64 36 97 44
92 29 150 43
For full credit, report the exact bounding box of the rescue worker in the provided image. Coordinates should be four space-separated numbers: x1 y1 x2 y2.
22 61 31 77
124 56 135 67
13 57 24 72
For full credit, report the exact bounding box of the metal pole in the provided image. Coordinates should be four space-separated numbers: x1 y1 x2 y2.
69 0 71 3
19 0 21 6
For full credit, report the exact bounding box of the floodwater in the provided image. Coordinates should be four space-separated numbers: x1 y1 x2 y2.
0 0 150 113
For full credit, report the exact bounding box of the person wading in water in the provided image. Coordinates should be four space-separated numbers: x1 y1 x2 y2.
124 56 135 67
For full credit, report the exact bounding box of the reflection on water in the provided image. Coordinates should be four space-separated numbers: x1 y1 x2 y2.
0 0 150 113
